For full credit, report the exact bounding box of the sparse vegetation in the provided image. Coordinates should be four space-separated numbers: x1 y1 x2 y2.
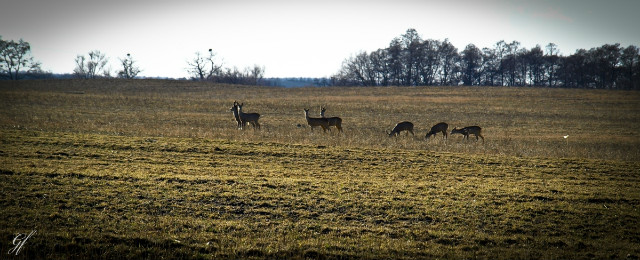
1 79 639 259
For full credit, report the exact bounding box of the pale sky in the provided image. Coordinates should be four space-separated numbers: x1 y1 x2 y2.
1 0 639 78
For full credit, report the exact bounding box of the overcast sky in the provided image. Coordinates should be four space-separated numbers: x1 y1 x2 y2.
2 0 639 78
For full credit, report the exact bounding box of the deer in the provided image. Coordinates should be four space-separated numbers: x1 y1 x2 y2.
230 101 243 129
388 121 414 137
320 106 343 132
304 108 329 132
450 126 484 142
235 101 261 130
425 122 448 140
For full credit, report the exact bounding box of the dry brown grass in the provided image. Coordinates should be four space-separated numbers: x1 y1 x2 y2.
1 79 640 260
1 79 639 161
1 129 639 260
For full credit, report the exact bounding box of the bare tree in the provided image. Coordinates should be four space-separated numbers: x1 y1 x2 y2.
186 49 223 80
206 49 223 80
525 45 545 86
247 64 265 85
387 37 404 86
481 47 499 86
0 37 42 80
401 28 422 85
619 45 640 90
117 53 141 79
460 44 482 86
186 51 207 80
74 50 110 79
337 51 372 86
418 39 442 86
439 39 460 85
545 43 560 87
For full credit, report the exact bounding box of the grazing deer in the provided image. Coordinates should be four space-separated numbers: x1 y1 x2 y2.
304 108 329 132
451 126 484 142
388 121 414 137
236 102 261 130
425 122 448 140
320 106 343 132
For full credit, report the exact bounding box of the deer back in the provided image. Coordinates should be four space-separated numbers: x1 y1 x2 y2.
463 126 482 134
389 121 413 136
237 103 260 122
304 109 329 127
430 122 448 133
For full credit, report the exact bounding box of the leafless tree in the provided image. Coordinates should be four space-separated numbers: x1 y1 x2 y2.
74 50 110 79
186 51 207 80
117 53 141 79
186 49 223 80
206 49 223 79
460 44 482 86
247 64 265 85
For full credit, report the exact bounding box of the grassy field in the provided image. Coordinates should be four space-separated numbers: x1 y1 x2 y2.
1 79 639 259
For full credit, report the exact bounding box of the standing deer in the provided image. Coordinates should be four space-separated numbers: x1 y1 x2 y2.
304 108 329 132
388 121 414 137
451 126 484 142
320 106 343 132
236 102 261 130
425 122 448 140
230 101 244 129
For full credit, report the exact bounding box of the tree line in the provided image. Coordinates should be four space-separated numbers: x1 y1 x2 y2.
185 49 265 85
333 29 640 90
3 32 639 90
71 48 266 85
1 36 266 85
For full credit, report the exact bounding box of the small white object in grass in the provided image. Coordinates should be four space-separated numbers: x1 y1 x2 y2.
563 135 569 139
